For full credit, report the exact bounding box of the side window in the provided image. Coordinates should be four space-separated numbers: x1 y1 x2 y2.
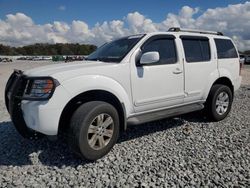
215 39 238 59
142 38 177 65
182 37 211 63
200 40 210 61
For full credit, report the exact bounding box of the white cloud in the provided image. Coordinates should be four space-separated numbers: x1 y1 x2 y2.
126 12 157 33
58 5 66 11
71 20 89 35
52 21 70 33
0 2 250 50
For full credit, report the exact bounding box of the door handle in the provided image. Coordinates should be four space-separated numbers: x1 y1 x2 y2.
173 68 183 74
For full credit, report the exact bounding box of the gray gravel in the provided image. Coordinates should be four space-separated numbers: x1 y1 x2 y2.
0 62 250 187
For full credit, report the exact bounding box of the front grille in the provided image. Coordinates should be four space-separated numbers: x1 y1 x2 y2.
5 70 27 112
5 70 43 139
15 77 28 98
8 71 27 98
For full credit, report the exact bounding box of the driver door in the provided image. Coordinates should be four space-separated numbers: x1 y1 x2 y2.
130 35 185 112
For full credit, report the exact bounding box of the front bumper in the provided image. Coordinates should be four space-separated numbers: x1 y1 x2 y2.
21 100 64 135
5 70 41 138
5 70 71 137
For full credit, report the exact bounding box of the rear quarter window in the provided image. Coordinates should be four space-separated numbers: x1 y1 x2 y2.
214 39 238 59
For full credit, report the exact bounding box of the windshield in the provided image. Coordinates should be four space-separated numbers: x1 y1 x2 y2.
86 35 145 62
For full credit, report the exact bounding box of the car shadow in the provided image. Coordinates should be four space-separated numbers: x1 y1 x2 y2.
0 121 85 167
0 111 207 167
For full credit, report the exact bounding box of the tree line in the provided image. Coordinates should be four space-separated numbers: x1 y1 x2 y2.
1 43 250 56
0 43 97 56
242 50 250 55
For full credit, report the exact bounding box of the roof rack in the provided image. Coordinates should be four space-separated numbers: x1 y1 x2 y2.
168 27 223 36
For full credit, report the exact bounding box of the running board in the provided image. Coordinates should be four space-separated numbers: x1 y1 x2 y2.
127 103 204 125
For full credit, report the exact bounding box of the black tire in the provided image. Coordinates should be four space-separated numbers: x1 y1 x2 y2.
204 84 233 121
68 101 120 161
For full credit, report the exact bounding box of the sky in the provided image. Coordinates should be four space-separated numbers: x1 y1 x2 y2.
0 0 250 50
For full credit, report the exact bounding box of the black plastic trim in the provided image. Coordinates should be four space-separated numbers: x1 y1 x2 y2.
141 34 176 51
127 103 204 125
5 70 44 139
180 35 209 40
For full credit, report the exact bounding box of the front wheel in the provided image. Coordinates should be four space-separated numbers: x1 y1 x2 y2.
68 101 120 161
205 84 233 121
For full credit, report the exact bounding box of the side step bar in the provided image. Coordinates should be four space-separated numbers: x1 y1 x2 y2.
127 103 204 125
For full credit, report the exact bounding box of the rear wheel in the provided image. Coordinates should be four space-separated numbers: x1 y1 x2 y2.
205 84 233 121
68 101 120 160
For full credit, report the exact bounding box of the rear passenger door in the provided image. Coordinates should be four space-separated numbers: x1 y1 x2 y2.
181 36 217 102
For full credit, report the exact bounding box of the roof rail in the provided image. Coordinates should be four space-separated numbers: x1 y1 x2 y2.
168 27 223 36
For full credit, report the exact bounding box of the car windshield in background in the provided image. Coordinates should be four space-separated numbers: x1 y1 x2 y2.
86 35 145 62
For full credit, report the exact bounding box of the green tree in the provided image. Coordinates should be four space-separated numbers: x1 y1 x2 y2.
0 43 97 56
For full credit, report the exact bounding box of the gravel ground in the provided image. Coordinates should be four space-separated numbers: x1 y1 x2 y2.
0 61 249 187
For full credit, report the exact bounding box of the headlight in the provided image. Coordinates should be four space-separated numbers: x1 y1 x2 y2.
22 77 59 100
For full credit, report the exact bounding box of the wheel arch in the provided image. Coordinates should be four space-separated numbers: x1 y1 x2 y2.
212 77 234 96
58 90 127 136
206 77 234 101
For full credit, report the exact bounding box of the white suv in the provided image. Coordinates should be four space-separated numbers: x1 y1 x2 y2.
5 28 242 160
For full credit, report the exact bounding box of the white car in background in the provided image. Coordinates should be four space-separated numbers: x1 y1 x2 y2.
239 55 245 63
5 28 242 160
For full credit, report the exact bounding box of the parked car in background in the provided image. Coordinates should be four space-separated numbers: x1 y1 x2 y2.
239 54 245 63
65 56 85 62
17 56 52 61
5 28 242 160
52 55 65 62
0 57 12 63
42 56 52 60
16 57 27 60
245 55 250 64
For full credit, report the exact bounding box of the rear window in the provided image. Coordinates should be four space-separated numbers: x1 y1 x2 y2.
215 39 238 59
181 37 211 63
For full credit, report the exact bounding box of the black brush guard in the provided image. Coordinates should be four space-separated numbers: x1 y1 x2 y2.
5 70 43 139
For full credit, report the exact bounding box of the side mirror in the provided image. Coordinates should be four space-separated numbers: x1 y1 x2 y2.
140 51 159 65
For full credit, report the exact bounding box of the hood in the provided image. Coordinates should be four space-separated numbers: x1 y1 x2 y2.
24 61 118 82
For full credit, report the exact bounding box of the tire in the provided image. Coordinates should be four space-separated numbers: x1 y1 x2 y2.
205 84 233 121
68 101 120 161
